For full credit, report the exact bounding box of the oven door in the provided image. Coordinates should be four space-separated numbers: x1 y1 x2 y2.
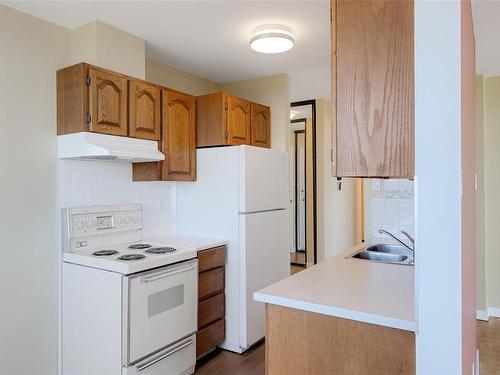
127 259 198 364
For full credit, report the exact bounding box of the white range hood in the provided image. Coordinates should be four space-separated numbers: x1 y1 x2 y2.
57 132 164 163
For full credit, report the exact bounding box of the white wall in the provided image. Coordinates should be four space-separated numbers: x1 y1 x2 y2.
316 99 359 260
146 58 221 96
71 20 146 79
0 5 70 374
414 1 463 372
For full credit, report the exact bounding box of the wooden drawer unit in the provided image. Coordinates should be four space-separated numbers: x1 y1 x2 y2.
196 319 225 358
198 267 224 300
198 293 224 329
196 246 226 359
198 246 225 272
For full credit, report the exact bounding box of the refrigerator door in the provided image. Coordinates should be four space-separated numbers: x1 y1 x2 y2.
239 209 289 350
239 146 288 213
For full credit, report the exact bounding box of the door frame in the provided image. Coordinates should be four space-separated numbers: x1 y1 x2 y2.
290 100 317 265
293 129 306 255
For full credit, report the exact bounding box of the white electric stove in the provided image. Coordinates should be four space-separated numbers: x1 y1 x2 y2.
62 204 197 375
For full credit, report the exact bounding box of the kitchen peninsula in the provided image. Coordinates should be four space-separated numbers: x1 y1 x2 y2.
254 245 415 375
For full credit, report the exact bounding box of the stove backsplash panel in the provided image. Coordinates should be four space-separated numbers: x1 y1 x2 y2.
58 160 175 238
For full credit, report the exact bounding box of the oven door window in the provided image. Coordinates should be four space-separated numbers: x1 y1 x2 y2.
127 259 197 364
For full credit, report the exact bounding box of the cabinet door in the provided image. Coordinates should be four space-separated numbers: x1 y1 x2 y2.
162 90 196 181
332 0 414 177
129 80 161 140
226 96 251 145
250 103 271 148
88 68 128 136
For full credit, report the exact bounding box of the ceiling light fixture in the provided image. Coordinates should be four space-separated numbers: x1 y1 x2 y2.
250 25 294 54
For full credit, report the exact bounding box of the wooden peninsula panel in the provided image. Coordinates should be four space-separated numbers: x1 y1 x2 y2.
265 304 415 375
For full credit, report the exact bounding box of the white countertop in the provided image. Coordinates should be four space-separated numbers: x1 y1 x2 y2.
254 244 415 331
147 234 228 252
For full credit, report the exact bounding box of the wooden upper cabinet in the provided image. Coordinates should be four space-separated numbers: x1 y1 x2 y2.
132 89 197 182
196 92 269 148
331 0 414 177
250 103 271 148
128 80 161 140
57 63 128 136
162 90 196 181
226 95 251 146
88 68 128 136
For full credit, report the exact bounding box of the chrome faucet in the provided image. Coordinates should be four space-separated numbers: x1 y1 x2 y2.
378 229 414 255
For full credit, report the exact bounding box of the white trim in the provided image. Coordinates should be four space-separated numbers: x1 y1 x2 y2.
488 307 500 318
476 309 489 321
475 349 480 375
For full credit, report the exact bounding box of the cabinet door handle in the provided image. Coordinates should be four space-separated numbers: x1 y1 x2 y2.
137 339 193 372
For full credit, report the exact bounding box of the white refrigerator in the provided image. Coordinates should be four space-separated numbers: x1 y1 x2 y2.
175 145 290 353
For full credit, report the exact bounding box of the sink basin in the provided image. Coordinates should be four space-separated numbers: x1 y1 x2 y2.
348 244 414 266
366 244 409 255
351 251 407 262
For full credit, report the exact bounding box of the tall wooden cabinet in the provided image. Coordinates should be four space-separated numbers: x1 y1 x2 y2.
331 0 414 177
132 89 196 182
161 90 196 181
196 92 270 148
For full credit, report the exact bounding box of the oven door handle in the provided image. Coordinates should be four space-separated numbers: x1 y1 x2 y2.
136 338 193 372
141 263 195 284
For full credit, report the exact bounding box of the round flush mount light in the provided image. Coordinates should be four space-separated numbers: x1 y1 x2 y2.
250 25 294 54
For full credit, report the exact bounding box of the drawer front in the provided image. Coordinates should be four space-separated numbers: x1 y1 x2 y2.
122 335 195 375
198 267 224 300
198 293 224 329
196 319 225 358
198 246 226 272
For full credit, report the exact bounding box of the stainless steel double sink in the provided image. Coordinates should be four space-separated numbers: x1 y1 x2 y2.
347 244 414 266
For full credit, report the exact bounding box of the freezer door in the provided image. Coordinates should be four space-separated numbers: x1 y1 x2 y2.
239 209 290 349
239 146 288 213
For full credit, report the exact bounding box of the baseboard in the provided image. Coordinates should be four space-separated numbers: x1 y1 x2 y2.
476 310 489 321
488 307 500 318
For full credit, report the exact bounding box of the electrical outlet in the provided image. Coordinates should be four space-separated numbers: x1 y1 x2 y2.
159 197 168 211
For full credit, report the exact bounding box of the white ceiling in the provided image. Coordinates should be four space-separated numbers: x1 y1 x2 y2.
4 1 331 101
473 0 500 75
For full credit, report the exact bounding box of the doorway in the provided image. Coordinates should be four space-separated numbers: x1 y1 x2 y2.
289 100 317 270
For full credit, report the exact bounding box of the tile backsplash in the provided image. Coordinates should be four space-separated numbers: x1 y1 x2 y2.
58 160 176 238
364 179 414 245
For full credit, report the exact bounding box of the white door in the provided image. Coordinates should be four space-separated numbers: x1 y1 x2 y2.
296 132 306 251
239 209 289 350
127 260 198 364
239 146 288 213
